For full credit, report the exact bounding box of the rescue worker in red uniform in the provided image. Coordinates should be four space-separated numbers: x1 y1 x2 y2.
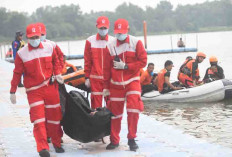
36 22 65 144
178 52 206 87
103 19 147 151
155 60 182 94
84 16 113 109
203 56 225 83
9 23 64 157
36 22 64 72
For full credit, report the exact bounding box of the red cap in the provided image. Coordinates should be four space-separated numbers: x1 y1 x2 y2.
26 24 41 38
96 16 109 29
114 19 129 34
36 22 46 35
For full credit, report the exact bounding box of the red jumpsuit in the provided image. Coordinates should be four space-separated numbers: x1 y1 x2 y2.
10 42 62 152
84 33 113 109
103 35 147 144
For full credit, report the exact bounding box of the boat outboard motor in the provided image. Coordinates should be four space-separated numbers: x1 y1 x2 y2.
222 79 232 99
59 84 112 143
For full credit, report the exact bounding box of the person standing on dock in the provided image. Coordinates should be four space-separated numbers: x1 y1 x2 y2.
10 23 65 157
203 56 225 83
103 18 147 151
12 30 25 87
178 52 206 87
84 16 113 109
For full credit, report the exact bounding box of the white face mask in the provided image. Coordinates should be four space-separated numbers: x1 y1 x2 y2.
29 39 41 48
40 35 46 41
115 34 127 41
98 29 108 37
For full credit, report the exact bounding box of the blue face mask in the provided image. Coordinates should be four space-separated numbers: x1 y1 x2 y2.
115 34 127 41
98 29 108 37
150 72 154 76
29 39 41 48
40 35 46 42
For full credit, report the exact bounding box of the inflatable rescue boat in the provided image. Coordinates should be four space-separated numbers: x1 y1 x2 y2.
142 79 232 103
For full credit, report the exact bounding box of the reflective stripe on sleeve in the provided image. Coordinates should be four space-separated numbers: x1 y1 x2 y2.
90 75 103 79
126 91 141 96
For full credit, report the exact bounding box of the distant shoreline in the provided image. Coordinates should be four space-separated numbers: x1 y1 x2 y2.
1 26 232 44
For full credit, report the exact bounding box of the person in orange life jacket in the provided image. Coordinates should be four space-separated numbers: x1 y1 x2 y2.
140 63 158 95
84 16 113 109
203 56 224 83
6 48 13 58
177 56 193 79
61 55 77 75
36 22 64 73
9 23 65 157
178 52 206 87
103 18 147 151
155 60 182 94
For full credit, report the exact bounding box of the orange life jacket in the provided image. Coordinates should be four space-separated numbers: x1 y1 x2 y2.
157 69 167 92
181 59 199 79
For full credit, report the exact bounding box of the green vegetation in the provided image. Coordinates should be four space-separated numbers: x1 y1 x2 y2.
0 0 232 43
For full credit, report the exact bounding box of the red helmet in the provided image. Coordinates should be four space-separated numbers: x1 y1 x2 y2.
196 52 206 58
36 23 46 35
209 56 218 62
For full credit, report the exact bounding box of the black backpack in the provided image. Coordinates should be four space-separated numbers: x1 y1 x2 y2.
59 84 112 143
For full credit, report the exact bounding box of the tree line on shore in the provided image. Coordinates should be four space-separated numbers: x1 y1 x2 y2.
0 0 232 43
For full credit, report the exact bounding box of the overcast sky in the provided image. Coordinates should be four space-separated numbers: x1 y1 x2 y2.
1 0 214 14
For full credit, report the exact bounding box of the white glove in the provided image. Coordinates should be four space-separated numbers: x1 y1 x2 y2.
103 89 110 97
56 74 64 84
85 79 91 88
113 59 126 70
10 93 16 104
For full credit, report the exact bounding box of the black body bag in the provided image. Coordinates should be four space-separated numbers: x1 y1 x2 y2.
59 84 112 143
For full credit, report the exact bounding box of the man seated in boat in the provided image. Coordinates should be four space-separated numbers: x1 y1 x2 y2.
6 48 13 58
203 56 225 83
140 63 158 95
177 38 185 48
61 55 77 75
155 60 182 94
178 52 206 87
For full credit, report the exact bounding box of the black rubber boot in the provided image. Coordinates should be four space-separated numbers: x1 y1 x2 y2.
53 145 65 153
128 139 139 151
39 149 50 157
106 143 119 150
